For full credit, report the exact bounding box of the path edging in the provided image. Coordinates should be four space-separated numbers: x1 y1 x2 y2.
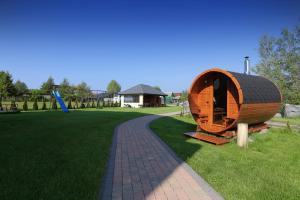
100 112 224 200
146 116 224 200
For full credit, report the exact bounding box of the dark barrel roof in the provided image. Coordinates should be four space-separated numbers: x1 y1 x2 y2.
119 84 167 96
229 71 281 104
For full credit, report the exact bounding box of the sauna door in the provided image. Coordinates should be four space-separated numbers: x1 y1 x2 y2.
201 77 213 125
212 75 227 125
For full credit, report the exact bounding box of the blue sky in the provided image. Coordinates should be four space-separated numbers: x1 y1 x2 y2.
0 0 299 92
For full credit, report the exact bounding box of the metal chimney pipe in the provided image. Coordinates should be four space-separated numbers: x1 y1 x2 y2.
244 56 250 75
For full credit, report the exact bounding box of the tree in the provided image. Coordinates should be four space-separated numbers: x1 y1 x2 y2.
30 89 42 101
51 98 57 110
40 76 55 94
180 90 188 102
107 80 121 95
33 99 38 110
86 101 90 108
0 71 16 97
75 99 79 109
75 82 90 98
23 99 28 111
96 99 100 108
80 100 85 108
67 99 72 109
59 78 73 98
15 80 28 96
253 23 300 104
10 100 17 110
153 86 161 91
41 100 47 110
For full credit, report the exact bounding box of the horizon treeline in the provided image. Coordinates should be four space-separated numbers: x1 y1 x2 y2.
0 71 122 100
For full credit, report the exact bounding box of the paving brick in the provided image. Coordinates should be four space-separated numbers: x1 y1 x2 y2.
101 113 223 200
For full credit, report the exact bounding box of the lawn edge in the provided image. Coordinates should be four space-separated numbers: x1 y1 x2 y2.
98 122 120 200
147 115 224 200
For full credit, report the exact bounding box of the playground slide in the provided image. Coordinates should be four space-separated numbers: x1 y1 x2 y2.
52 90 69 113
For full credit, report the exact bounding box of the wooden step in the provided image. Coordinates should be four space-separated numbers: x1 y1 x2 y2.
184 132 230 145
249 123 268 133
220 131 236 138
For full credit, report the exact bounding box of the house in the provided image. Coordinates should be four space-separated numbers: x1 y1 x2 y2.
173 92 182 104
119 84 167 108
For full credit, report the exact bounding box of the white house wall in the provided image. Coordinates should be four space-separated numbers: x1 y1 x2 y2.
121 94 144 108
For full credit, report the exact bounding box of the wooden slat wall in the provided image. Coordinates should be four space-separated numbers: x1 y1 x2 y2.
238 103 281 124
189 93 200 114
227 80 239 119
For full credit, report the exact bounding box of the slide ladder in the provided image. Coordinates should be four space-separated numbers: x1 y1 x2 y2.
52 90 69 113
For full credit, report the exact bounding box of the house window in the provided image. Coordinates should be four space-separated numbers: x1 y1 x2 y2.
124 95 139 103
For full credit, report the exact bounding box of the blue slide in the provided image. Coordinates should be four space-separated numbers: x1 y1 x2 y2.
52 90 69 113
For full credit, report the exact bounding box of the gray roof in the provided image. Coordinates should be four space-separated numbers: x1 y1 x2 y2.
119 84 167 96
229 71 281 104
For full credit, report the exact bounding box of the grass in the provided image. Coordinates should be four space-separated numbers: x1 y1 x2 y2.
0 106 180 200
150 115 300 200
271 116 300 126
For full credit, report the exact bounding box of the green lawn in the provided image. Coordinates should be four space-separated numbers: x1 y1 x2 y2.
271 116 300 126
150 115 300 200
0 106 180 200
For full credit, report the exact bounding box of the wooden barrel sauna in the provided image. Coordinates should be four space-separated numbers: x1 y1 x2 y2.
188 68 282 134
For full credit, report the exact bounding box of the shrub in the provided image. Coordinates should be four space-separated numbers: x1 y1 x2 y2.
86 101 90 108
97 100 103 109
80 101 85 108
91 101 95 108
23 100 28 111
67 99 72 109
96 99 100 108
33 99 38 110
114 101 119 107
42 101 47 110
75 100 79 109
52 99 57 110
11 100 17 110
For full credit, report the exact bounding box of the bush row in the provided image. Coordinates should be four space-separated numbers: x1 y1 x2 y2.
1 99 121 111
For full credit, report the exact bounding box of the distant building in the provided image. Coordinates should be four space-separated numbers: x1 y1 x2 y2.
119 84 167 108
164 92 182 104
173 92 182 103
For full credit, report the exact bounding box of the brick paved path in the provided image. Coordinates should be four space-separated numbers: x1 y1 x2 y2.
101 112 223 200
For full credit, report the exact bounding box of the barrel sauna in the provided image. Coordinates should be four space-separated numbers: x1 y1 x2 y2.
188 68 282 134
